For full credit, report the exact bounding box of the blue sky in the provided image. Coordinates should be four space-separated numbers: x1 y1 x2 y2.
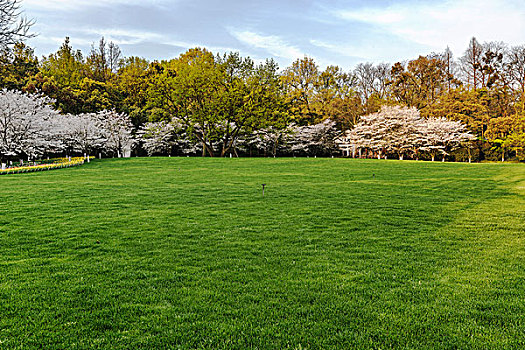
23 0 525 70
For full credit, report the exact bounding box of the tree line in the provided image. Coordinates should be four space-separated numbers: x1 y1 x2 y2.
0 0 524 160
0 86 340 166
0 89 137 167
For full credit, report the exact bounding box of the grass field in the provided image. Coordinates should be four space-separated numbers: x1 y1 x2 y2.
0 158 524 349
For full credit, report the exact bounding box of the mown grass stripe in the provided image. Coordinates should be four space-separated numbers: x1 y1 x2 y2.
0 158 523 349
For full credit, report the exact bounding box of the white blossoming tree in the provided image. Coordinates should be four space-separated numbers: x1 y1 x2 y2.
344 106 425 159
420 117 476 161
0 89 62 168
98 110 136 157
61 113 106 157
138 120 176 156
244 125 295 157
138 119 203 156
342 105 474 161
343 110 390 158
290 119 340 156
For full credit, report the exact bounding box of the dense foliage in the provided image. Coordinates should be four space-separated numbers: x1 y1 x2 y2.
0 2 524 160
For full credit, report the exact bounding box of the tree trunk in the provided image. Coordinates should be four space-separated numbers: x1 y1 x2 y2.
432 154 435 162
197 137 215 157
478 141 485 161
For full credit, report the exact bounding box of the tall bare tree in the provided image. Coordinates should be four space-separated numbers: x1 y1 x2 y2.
353 62 390 114
354 62 375 102
107 41 122 73
442 46 458 92
508 45 525 98
0 0 34 50
460 37 483 89
480 41 508 89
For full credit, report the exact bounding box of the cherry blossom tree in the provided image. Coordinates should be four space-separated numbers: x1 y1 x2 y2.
98 110 136 157
61 113 106 157
244 125 295 157
0 90 142 166
420 117 475 161
24 112 65 159
344 106 425 159
138 120 176 156
290 119 340 156
342 105 473 161
0 89 61 167
240 120 339 157
138 119 202 156
343 110 389 158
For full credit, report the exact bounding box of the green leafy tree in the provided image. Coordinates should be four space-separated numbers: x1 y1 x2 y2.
487 114 525 160
283 58 362 129
313 65 361 130
41 37 86 87
116 56 150 126
0 42 38 90
281 56 321 125
148 48 288 157
389 54 456 111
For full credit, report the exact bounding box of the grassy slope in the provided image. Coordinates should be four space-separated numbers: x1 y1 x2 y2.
0 158 523 349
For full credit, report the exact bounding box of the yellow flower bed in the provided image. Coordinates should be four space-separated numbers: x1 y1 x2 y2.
0 157 86 175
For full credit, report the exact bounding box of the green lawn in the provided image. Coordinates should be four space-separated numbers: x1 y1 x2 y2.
0 158 524 349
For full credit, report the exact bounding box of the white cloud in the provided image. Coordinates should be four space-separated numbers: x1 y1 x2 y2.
229 29 304 61
84 28 165 45
310 39 364 59
336 0 525 55
309 38 410 63
37 36 93 47
163 39 236 54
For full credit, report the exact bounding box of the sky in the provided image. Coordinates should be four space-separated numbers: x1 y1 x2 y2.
22 0 525 70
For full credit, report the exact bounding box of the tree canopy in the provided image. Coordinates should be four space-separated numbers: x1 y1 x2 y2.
0 24 524 160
